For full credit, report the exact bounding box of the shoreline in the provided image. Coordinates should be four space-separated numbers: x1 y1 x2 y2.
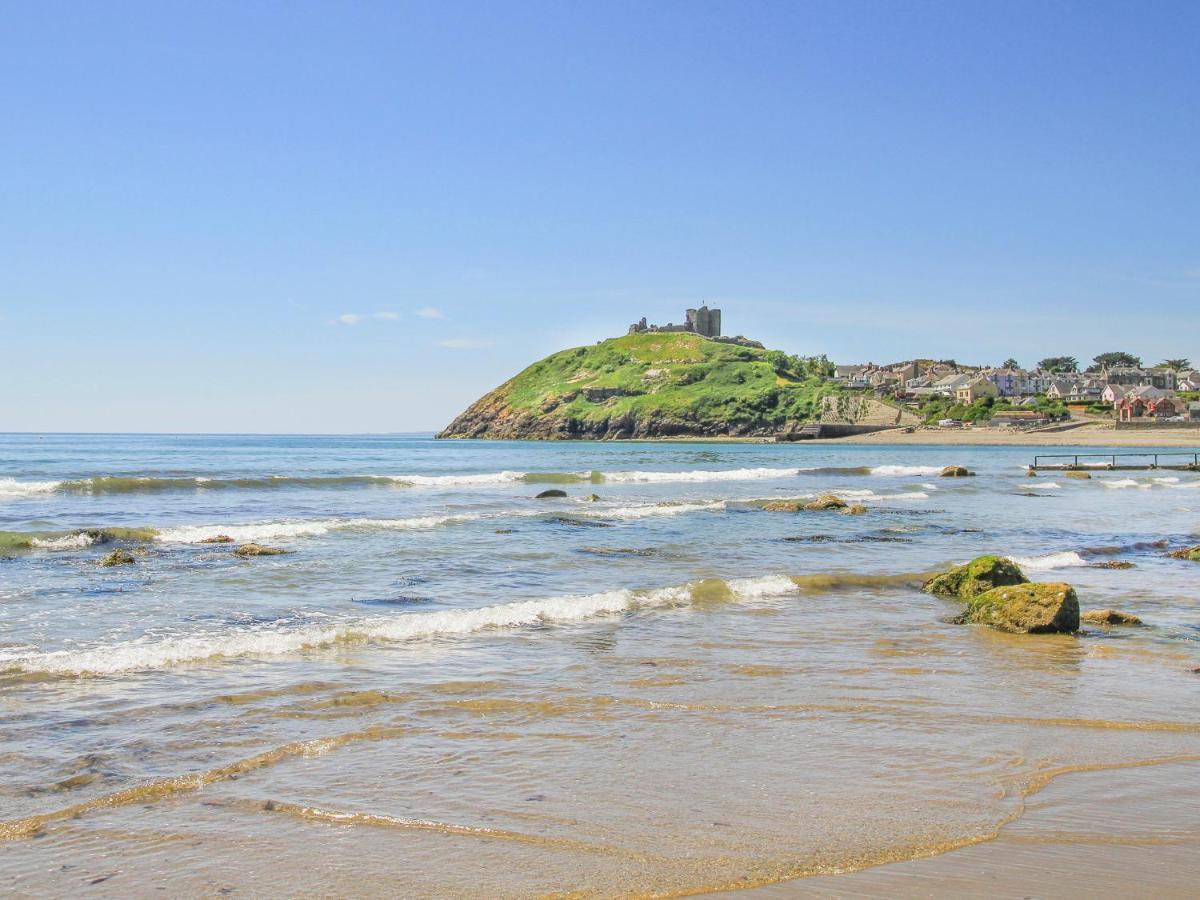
438 425 1200 448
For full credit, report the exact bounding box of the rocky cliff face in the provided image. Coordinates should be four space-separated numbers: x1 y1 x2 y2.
438 333 838 440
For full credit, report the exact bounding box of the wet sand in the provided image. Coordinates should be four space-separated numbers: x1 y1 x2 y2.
738 759 1200 898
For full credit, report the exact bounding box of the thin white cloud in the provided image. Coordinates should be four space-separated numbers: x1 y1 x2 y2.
335 311 400 325
438 338 494 350
415 306 446 320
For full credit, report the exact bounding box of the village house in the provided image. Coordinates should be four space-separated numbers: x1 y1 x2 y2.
955 376 998 405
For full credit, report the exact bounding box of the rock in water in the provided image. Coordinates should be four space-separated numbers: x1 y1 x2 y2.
761 500 806 512
535 489 568 499
803 494 848 511
940 465 973 477
961 583 1079 633
1166 545 1200 561
843 504 868 515
234 543 289 557
923 555 1029 600
1089 560 1135 569
1064 470 1091 480
200 535 234 544
1081 609 1143 626
100 549 135 567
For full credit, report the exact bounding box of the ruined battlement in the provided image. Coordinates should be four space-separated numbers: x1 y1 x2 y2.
628 305 721 338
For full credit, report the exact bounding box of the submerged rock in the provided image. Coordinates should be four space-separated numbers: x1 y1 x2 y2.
843 504 868 515
535 489 568 499
579 546 656 557
803 494 848 511
582 494 602 502
939 465 974 477
234 543 289 557
923 555 1029 600
1026 468 1037 478
494 528 514 535
99 548 135 567
1089 560 1135 569
1081 609 1143 626
1064 470 1091 480
961 583 1080 633
199 535 234 544
1166 545 1200 561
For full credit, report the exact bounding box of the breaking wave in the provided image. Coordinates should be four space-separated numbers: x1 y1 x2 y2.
1010 551 1089 571
0 477 62 498
868 465 947 477
2 575 803 676
155 515 478 544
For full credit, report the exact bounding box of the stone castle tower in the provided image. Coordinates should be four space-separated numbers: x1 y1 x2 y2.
628 305 721 338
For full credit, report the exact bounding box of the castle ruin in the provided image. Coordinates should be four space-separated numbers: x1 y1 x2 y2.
628 305 722 338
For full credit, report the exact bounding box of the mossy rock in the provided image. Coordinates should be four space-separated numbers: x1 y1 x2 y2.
961 583 1079 633
1081 609 1143 626
1166 545 1200 561
99 548 136 567
940 465 974 477
234 543 289 557
1064 470 1091 480
200 535 234 544
760 500 806 512
843 504 868 515
803 494 847 511
923 555 1029 600
1089 560 1135 569
535 489 568 499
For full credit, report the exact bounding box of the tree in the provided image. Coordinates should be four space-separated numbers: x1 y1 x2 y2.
1157 358 1191 371
1037 356 1078 373
1092 351 1142 370
1001 358 1020 370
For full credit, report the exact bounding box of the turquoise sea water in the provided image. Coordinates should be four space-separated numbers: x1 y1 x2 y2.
1 433 1198 894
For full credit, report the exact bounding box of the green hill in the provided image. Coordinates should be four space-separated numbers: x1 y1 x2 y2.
438 332 840 439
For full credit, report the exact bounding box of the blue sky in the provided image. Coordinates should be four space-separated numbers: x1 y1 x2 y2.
2 0 1197 432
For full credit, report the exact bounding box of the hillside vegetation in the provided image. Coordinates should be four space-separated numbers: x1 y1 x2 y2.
438 332 840 439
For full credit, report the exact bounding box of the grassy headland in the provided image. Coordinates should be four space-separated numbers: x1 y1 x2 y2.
439 332 839 439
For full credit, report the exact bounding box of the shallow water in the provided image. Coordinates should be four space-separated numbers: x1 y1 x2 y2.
1 434 1198 896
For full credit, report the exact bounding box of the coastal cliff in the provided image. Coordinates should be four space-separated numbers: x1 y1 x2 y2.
438 332 840 440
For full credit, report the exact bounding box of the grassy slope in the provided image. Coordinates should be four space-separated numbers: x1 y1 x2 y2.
442 332 840 437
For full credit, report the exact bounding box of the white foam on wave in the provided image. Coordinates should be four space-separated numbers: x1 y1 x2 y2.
30 533 97 550
0 477 63 498
869 465 946 477
1102 478 1141 489
388 471 529 487
604 467 805 483
839 489 929 502
156 515 477 544
1038 482 1062 489
1010 551 1089 571
4 575 801 675
594 501 728 520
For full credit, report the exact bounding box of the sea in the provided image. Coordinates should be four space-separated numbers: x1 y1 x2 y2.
1 433 1198 896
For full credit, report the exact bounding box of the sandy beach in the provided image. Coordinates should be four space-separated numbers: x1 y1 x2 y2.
816 423 1200 448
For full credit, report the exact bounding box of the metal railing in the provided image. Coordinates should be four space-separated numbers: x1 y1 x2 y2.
1032 452 1200 469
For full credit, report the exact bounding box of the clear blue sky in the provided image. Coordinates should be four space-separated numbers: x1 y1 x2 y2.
2 0 1197 432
